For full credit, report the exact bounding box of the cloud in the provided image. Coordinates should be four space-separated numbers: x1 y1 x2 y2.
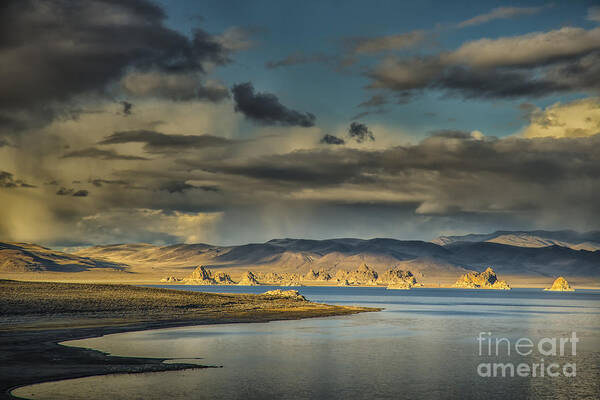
120 101 133 116
457 6 547 28
72 189 89 197
160 181 195 193
351 95 388 120
67 209 224 245
177 132 600 235
56 187 73 196
0 0 231 112
522 97 600 138
189 132 598 189
348 122 375 143
62 147 149 160
216 26 262 51
346 30 426 54
445 27 600 69
98 130 235 153
120 71 229 102
90 179 129 187
358 95 388 108
320 134 345 145
0 171 35 188
587 6 600 22
231 82 316 127
367 27 600 99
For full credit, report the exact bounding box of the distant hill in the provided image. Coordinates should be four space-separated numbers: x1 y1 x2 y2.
0 242 126 272
433 230 600 251
73 235 600 278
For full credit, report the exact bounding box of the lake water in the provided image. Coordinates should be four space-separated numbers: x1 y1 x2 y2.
13 287 600 399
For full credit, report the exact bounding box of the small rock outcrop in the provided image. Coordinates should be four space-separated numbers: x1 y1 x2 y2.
261 289 307 301
255 271 302 286
184 266 217 285
213 271 234 284
386 281 413 290
335 263 378 285
160 276 182 283
545 277 574 292
379 267 419 289
184 266 233 285
452 267 510 290
304 268 331 281
238 271 260 286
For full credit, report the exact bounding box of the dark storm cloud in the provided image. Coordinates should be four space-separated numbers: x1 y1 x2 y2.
158 180 218 193
429 130 473 139
348 122 375 143
160 181 195 193
231 82 316 127
57 187 88 196
62 148 149 161
0 0 232 125
56 187 73 196
121 101 133 116
320 134 345 145
72 190 89 197
180 134 600 216
98 130 235 153
89 179 130 187
368 27 600 100
0 171 35 188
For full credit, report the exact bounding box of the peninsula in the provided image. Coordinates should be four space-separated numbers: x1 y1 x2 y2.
0 280 377 398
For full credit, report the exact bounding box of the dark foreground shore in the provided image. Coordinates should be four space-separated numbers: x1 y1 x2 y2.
0 280 378 399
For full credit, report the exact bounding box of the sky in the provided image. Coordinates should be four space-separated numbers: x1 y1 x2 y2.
1 0 600 247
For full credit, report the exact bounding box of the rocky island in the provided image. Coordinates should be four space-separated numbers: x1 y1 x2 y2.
544 276 574 291
452 267 511 290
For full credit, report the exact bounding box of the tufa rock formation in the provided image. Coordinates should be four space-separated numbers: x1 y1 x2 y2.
160 276 182 283
184 266 233 285
452 267 510 290
179 263 420 287
304 268 332 281
379 267 419 288
544 277 574 292
186 265 213 284
238 271 260 286
261 289 307 301
336 263 378 285
255 271 302 286
213 271 234 284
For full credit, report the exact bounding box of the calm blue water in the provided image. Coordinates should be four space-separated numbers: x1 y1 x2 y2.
13 287 600 400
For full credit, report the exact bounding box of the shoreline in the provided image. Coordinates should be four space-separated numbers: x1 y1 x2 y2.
1 280 378 400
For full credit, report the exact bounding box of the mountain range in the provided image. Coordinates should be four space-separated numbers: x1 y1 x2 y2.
2 230 599 280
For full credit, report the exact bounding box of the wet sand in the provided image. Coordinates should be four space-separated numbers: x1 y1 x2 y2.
0 280 378 399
